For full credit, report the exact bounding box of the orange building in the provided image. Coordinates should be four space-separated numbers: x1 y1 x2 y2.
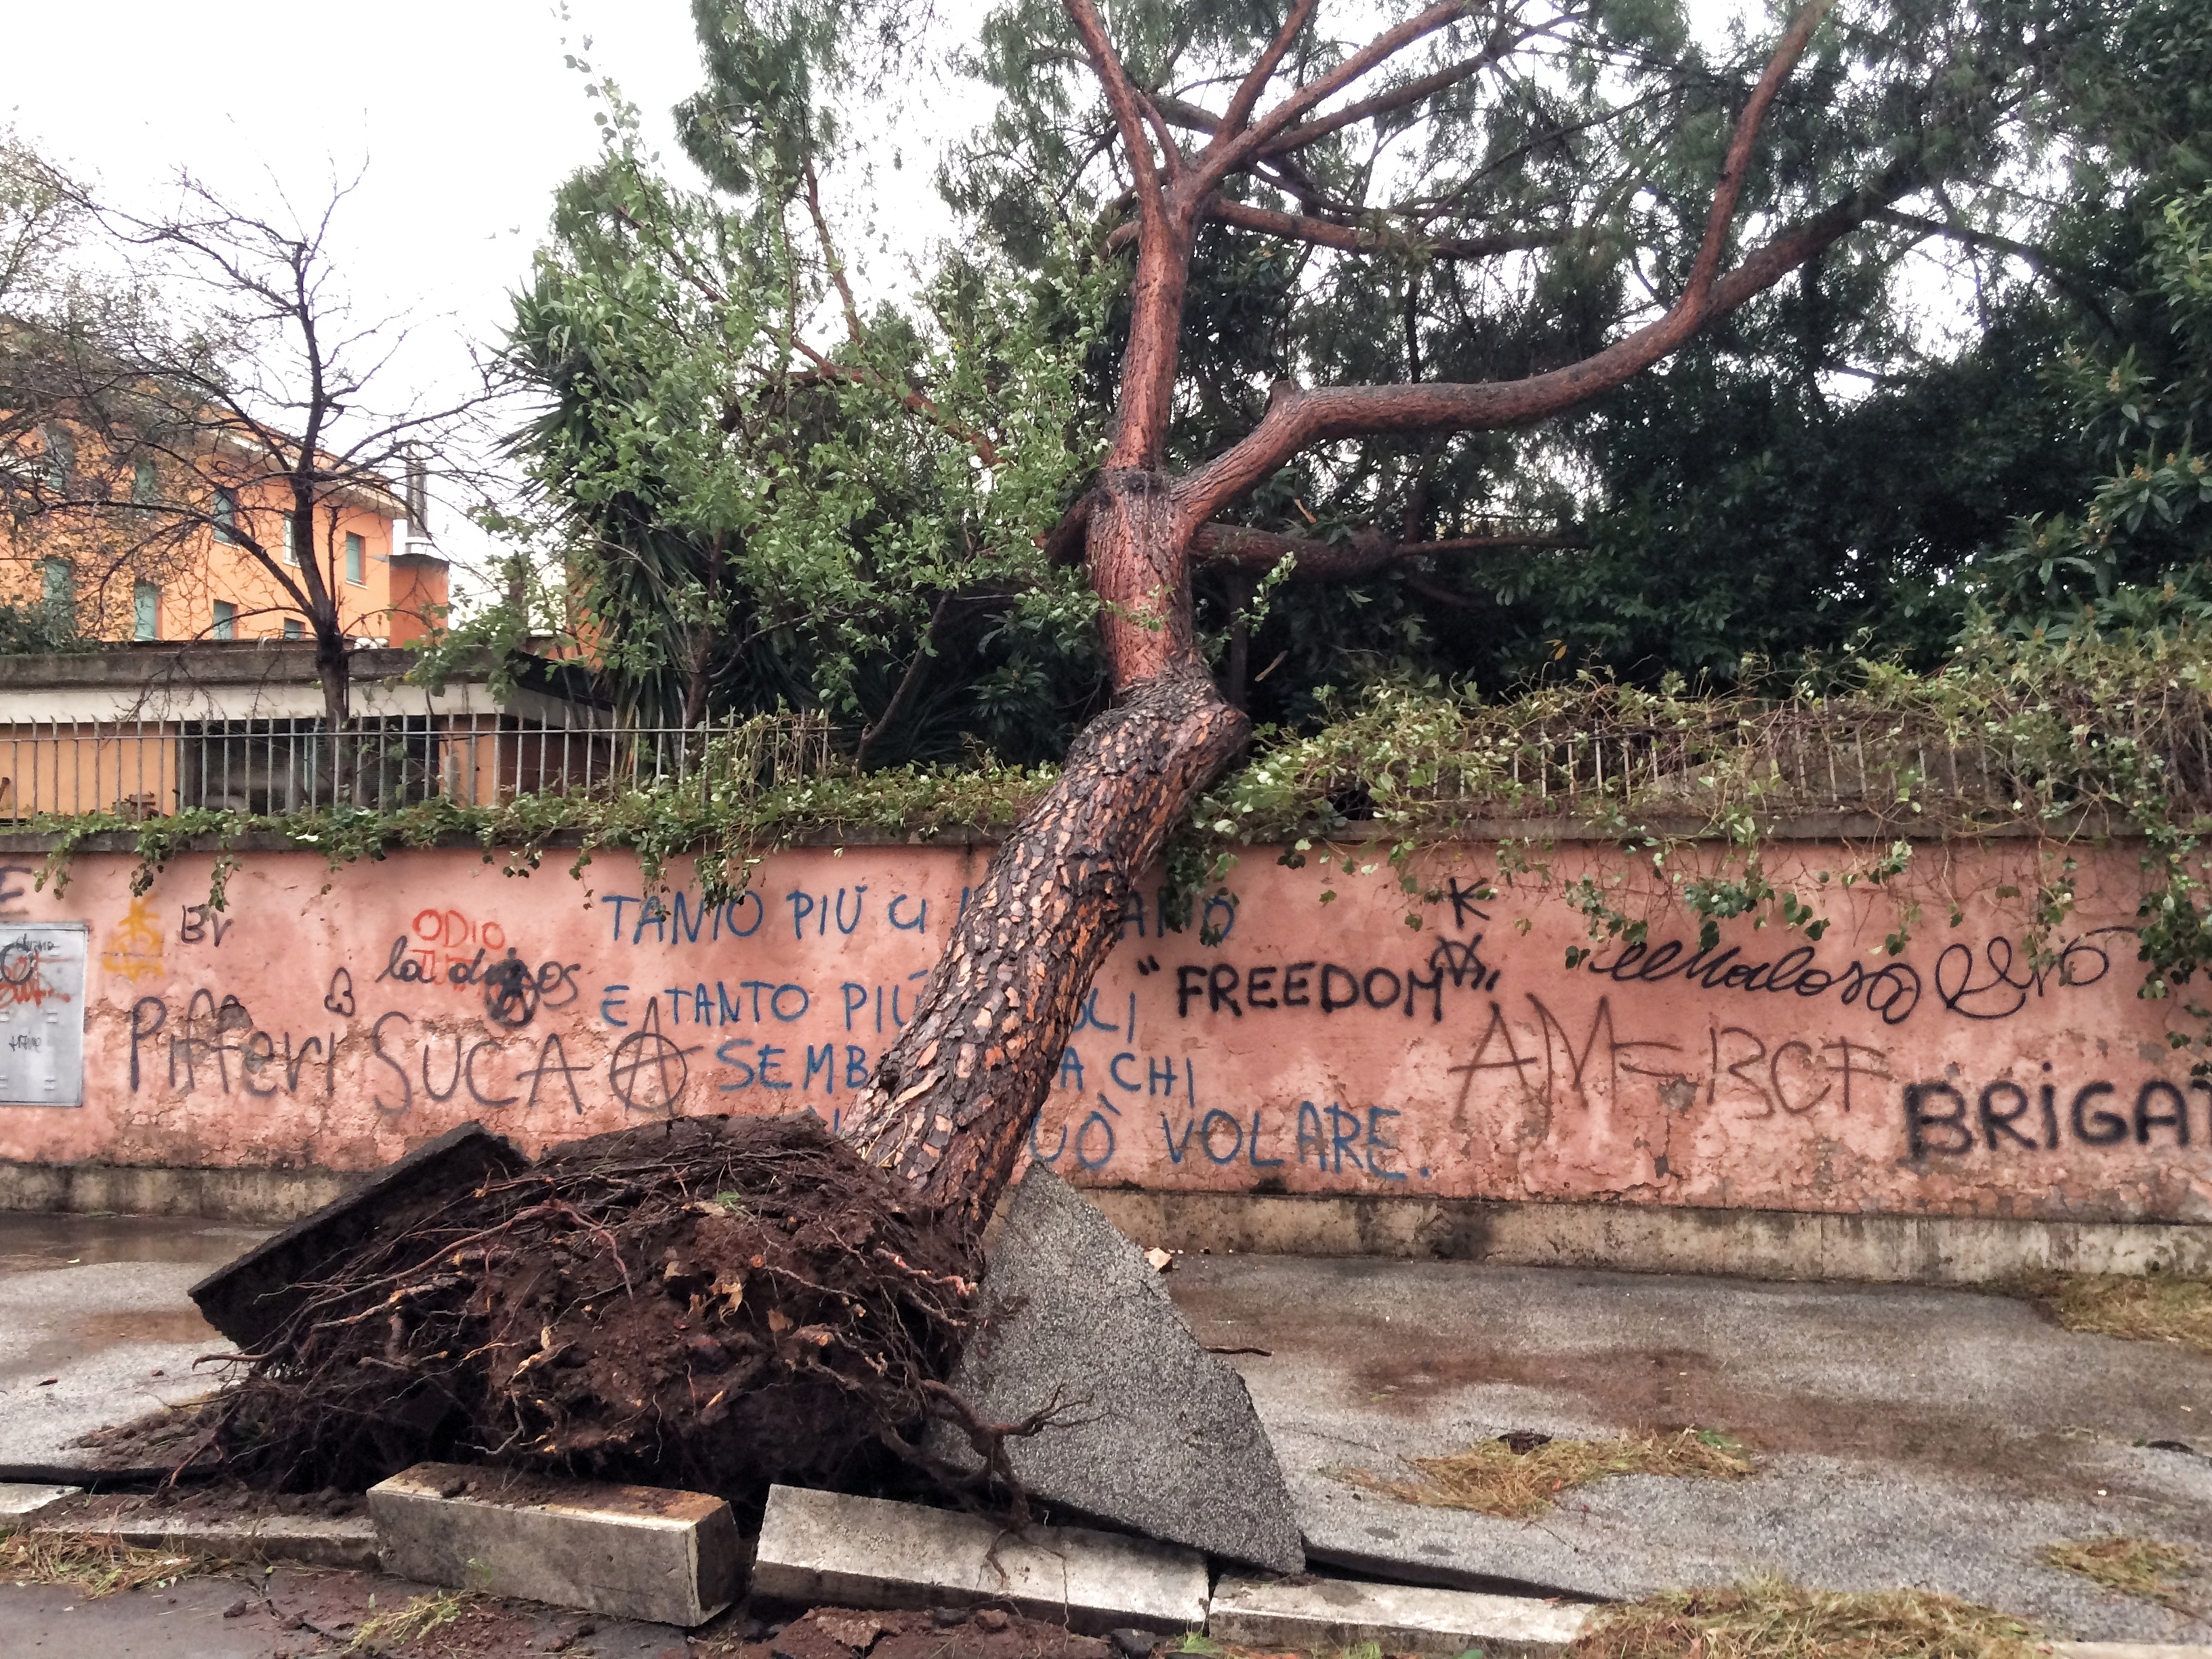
3 424 448 647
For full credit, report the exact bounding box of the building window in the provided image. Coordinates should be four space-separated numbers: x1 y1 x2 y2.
41 428 73 491
346 531 365 585
283 618 304 639
133 581 159 641
40 558 73 610
212 486 239 544
281 515 297 565
212 600 236 641
131 459 159 505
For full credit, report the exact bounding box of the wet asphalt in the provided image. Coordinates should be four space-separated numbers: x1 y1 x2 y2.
7 1212 2212 1645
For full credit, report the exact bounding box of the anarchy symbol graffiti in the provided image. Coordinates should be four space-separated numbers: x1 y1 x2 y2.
609 998 699 1115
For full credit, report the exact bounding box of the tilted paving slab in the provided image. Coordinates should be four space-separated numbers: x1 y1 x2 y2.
1210 1576 1589 1656
928 1166 1303 1574
369 1462 739 1626
752 1483 1209 1635
190 1121 523 1349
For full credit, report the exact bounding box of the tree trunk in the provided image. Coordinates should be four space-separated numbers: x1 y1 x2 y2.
836 665 1246 1244
314 628 353 806
837 472 1247 1247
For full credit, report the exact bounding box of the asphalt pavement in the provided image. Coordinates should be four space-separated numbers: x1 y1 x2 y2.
7 1211 2212 1647
1166 1254 2212 1645
0 1212 268 1471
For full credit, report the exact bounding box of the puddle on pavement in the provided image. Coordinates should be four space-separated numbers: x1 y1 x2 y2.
0 1213 267 1271
73 1309 220 1344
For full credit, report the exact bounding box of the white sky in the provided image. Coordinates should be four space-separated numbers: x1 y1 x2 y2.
7 1 733 598
8 0 1773 604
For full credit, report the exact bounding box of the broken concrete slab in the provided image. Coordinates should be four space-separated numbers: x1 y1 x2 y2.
367 1461 739 1626
750 1483 1209 1636
0 1481 76 1519
36 1511 380 1569
189 1122 523 1349
1209 1576 1590 1656
930 1165 1303 1574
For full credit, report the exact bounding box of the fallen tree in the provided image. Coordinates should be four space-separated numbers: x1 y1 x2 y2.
830 0 2015 1237
216 0 2094 1492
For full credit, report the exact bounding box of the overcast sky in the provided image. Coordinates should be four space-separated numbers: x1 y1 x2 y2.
7 0 1764 600
8 2 741 594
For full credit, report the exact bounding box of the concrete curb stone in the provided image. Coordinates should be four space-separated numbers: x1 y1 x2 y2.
752 1484 1209 1636
31 1512 379 1569
0 1482 79 1520
1208 1575 1589 1656
368 1462 740 1626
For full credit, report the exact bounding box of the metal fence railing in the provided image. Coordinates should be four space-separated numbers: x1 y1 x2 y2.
0 710 843 819
1282 700 2212 833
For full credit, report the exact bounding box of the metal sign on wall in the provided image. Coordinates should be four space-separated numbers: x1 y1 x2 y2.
0 922 87 1107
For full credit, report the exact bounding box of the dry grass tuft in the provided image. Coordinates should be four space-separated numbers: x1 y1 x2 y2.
0 1530 208 1597
1572 1576 2045 1659
1334 1429 1756 1519
347 1586 483 1652
2042 1535 2198 1610
2020 1273 2212 1352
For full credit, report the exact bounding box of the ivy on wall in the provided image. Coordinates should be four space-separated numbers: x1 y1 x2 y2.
30 620 2212 1056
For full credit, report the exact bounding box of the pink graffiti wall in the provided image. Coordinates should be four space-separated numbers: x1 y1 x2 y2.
0 838 2204 1222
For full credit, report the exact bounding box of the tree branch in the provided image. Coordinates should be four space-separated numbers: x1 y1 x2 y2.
1868 206 2116 335
1063 0 1192 467
1197 0 1477 192
1258 38 1513 158
1189 195 1568 259
1174 0 1852 529
857 592 954 769
803 155 866 343
790 342 1005 470
1211 0 1321 147
1062 0 1168 228
1193 520 1578 579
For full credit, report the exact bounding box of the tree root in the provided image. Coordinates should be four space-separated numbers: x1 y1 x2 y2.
204 1113 976 1498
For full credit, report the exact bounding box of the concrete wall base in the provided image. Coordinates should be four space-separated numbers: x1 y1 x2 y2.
7 1160 2212 1284
0 1159 352 1224
1082 1190 2212 1286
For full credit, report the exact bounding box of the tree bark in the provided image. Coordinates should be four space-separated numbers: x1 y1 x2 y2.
836 664 1246 1244
838 473 1248 1244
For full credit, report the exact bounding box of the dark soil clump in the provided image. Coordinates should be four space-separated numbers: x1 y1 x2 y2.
745 1605 1115 1659
207 1113 975 1496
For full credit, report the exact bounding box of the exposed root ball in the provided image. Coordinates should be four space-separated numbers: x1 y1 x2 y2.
213 1114 973 1494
